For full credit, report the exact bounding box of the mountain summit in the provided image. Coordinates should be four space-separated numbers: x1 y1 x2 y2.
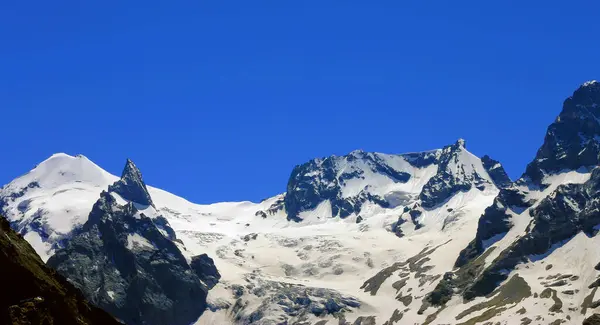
47 159 218 325
108 159 154 207
524 80 600 185
281 138 508 225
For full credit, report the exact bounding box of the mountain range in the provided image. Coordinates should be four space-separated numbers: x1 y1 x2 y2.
4 81 600 324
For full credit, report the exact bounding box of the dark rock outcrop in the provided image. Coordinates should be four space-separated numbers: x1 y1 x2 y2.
454 81 600 280
455 186 532 267
0 215 121 325
284 140 506 222
419 139 499 208
481 155 512 189
191 254 221 290
584 313 600 325
284 151 406 221
108 159 154 207
524 81 600 186
465 167 600 298
47 159 217 325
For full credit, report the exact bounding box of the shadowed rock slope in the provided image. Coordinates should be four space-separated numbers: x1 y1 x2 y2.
47 159 218 325
0 215 121 325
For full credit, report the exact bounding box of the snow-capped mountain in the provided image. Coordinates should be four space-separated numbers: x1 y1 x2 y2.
0 141 506 324
3 81 600 324
47 159 219 325
279 138 506 223
417 80 600 325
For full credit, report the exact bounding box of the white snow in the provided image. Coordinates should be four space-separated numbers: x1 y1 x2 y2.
126 233 155 251
2 148 582 324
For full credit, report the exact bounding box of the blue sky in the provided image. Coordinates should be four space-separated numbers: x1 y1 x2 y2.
2 1 600 203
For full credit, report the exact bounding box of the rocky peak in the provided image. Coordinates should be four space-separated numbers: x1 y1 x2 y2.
108 159 154 207
48 179 217 325
524 80 600 186
283 150 416 221
283 140 504 221
418 139 499 208
481 155 512 189
455 138 466 149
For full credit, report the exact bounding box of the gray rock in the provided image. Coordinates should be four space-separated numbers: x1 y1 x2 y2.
524 81 600 186
464 167 600 298
190 253 221 289
108 159 154 207
47 159 217 325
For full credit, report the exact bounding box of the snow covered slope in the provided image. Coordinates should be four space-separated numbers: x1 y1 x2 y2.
414 81 600 325
5 82 600 325
1 139 508 324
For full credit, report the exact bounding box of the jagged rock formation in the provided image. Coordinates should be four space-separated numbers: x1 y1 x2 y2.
426 81 600 319
6 81 600 325
191 254 221 290
465 167 600 298
108 159 154 207
524 80 600 186
284 151 398 221
457 81 600 268
0 215 121 325
481 155 512 189
455 185 532 267
47 160 218 325
283 140 509 222
418 139 504 208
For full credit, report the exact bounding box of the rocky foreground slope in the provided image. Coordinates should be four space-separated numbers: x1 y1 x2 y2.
4 82 600 324
0 215 121 325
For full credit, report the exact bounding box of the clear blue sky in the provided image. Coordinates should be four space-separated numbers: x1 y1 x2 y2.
2 1 600 203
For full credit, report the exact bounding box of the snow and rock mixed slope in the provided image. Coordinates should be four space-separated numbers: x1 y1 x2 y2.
0 140 507 324
46 159 218 325
4 81 600 324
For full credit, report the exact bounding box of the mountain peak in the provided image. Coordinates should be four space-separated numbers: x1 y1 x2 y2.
523 81 600 185
581 80 599 88
122 158 139 178
455 138 466 148
108 159 154 207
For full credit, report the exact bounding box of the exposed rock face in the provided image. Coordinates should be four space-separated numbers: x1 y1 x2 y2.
284 140 509 222
524 80 600 186
455 186 531 267
419 139 499 208
456 81 600 269
481 155 512 189
446 81 600 304
284 151 401 221
47 160 217 325
191 254 221 290
0 215 121 325
108 159 154 207
464 167 600 298
584 313 600 325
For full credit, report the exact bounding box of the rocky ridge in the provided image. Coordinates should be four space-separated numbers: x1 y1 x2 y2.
47 160 219 325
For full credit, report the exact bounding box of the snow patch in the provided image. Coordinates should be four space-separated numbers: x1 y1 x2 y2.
126 233 155 251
